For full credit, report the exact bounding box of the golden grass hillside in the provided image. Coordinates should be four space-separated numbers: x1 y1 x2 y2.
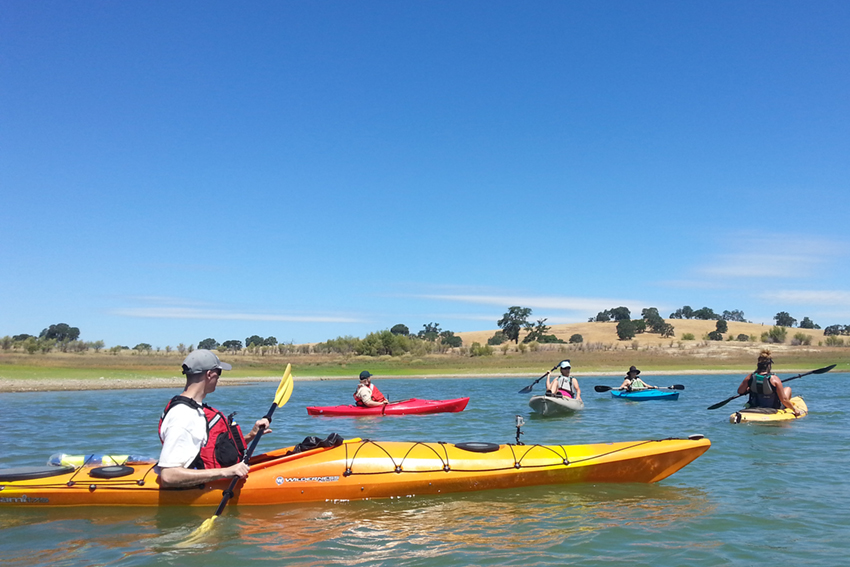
455 319 826 347
1 319 847 392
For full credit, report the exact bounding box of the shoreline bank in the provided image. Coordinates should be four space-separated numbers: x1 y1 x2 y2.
0 369 770 393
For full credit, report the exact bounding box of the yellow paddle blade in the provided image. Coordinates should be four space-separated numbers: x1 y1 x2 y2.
274 363 294 407
175 515 218 548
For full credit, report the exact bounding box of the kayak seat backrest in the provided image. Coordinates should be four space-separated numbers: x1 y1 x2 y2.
0 465 76 482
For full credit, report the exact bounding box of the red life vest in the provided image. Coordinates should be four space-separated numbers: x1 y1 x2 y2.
353 383 386 406
158 395 247 469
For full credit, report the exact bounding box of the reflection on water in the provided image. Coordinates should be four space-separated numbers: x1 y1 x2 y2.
213 483 715 564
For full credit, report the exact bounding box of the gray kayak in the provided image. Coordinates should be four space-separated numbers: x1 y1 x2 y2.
528 394 584 416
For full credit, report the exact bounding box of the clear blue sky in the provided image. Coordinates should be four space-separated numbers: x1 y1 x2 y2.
2 1 849 348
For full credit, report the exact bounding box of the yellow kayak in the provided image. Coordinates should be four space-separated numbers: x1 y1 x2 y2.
730 396 808 424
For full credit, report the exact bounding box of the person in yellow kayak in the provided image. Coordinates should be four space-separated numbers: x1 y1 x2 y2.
619 366 656 391
156 349 271 487
736 349 801 416
354 370 389 407
545 360 582 401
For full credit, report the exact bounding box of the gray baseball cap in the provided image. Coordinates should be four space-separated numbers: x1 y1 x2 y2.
182 349 232 375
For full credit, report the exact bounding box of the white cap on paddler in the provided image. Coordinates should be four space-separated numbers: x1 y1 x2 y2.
182 349 232 375
559 360 571 369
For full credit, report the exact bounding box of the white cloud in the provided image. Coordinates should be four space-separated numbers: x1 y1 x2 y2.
112 307 364 323
686 233 846 283
418 294 643 312
759 290 850 306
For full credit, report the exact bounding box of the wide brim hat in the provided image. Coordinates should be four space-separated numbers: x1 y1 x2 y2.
627 365 641 375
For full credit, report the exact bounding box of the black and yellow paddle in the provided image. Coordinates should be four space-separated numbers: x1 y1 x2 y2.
518 362 563 394
706 364 835 410
178 363 294 546
594 384 684 393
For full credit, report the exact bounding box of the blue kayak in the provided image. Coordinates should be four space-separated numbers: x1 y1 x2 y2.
611 389 679 401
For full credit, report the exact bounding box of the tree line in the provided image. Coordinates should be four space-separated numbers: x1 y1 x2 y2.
3 308 845 359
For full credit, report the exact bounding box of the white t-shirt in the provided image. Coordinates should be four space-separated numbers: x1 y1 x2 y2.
355 384 376 404
158 403 207 468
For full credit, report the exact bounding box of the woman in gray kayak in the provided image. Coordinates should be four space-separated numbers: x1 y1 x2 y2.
545 360 582 402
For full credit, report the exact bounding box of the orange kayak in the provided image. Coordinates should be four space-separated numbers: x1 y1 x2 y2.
0 436 710 507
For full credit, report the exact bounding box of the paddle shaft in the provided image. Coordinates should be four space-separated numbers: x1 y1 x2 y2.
706 364 836 410
380 398 412 416
519 364 560 394
212 402 279 517
595 384 683 393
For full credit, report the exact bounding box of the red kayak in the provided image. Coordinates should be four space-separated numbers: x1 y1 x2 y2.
307 397 470 417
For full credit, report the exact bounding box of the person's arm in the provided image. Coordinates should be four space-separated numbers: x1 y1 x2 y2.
545 372 554 393
357 386 386 407
573 378 581 400
772 375 800 415
159 462 250 488
737 375 751 395
244 418 271 443
618 378 630 390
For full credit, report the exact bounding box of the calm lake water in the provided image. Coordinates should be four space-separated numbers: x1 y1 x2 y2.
1 370 848 566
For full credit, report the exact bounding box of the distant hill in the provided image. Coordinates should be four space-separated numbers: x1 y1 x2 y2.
455 320 826 347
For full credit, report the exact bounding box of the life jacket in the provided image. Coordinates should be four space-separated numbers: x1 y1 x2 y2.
158 395 247 469
626 377 649 391
353 383 386 406
747 373 781 409
557 376 576 397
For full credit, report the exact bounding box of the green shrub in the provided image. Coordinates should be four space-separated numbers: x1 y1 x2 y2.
470 342 494 356
791 333 812 346
487 331 507 346
736 334 750 342
616 320 637 340
825 335 845 347
707 331 723 341
761 326 788 344
569 334 583 344
681 333 695 341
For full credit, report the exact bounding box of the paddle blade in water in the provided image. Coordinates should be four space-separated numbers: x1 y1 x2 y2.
175 515 218 548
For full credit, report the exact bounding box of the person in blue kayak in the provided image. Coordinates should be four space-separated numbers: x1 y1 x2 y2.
736 349 801 416
619 366 656 391
545 360 582 401
156 349 271 487
354 370 389 407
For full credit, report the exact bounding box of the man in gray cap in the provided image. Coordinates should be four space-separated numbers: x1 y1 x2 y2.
157 349 271 487
353 370 388 407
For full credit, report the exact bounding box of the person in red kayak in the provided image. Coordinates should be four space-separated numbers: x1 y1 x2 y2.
545 360 582 402
157 349 271 487
354 370 389 407
736 349 801 416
